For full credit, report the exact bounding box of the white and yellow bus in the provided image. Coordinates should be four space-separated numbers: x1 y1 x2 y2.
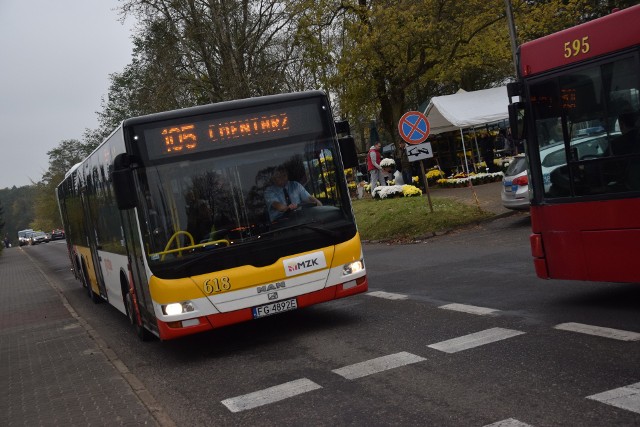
57 91 367 340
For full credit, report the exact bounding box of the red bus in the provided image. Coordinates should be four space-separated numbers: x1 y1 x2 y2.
507 5 640 283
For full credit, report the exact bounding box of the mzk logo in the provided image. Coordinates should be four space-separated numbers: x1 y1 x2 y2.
288 259 319 272
257 281 285 294
284 251 327 277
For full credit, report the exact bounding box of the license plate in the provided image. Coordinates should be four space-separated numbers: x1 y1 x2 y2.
252 298 298 319
504 181 512 192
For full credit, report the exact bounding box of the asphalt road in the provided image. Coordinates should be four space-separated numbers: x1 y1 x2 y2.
25 214 640 426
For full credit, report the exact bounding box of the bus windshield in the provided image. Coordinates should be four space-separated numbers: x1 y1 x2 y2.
136 136 356 279
528 54 640 199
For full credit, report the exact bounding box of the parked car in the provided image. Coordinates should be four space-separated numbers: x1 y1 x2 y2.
540 133 611 193
18 229 34 246
29 231 49 245
501 154 530 210
51 229 65 240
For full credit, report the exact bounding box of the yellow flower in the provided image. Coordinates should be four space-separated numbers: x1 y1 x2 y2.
402 185 422 197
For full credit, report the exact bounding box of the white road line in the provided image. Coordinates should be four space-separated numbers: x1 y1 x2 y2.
332 351 426 380
587 382 640 414
439 303 499 315
367 290 408 300
483 418 533 427
428 327 525 354
554 322 640 341
221 378 322 413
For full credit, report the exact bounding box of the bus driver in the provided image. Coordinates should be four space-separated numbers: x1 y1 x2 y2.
264 166 322 222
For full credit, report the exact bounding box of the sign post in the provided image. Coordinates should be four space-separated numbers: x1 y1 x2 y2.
398 111 434 212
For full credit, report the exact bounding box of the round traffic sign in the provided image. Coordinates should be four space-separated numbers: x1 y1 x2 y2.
398 111 430 144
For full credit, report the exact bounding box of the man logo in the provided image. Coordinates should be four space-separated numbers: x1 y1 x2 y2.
268 292 278 300
257 281 285 294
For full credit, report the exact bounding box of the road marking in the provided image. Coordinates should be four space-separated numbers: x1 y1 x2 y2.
439 303 498 315
428 327 525 353
221 378 322 413
587 382 640 414
483 418 533 427
554 322 640 341
332 352 426 380
367 290 408 300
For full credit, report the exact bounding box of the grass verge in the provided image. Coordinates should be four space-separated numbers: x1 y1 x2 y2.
351 196 492 242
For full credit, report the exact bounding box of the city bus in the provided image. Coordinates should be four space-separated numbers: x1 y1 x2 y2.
507 5 640 283
56 91 368 341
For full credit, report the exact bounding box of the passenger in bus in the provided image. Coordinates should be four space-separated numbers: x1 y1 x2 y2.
264 166 322 222
608 110 639 156
604 110 640 190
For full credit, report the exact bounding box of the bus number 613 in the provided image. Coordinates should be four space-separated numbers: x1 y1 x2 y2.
204 277 231 293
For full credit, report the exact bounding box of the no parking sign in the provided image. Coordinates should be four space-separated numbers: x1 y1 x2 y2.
398 111 430 144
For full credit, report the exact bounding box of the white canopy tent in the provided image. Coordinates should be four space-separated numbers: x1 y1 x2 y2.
424 86 509 135
423 86 509 173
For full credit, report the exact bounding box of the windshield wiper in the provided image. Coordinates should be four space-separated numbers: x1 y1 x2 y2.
258 222 341 238
167 222 341 274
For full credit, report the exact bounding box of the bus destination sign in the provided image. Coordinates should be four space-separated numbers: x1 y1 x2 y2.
153 113 289 157
141 102 323 160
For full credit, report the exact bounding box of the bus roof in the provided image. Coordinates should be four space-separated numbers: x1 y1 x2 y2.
519 5 640 77
122 90 326 128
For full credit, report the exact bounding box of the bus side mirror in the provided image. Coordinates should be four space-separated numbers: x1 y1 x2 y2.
334 120 351 135
112 153 138 210
338 136 358 169
508 102 526 141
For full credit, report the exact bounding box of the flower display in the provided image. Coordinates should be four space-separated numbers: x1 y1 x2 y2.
380 158 396 168
436 172 504 188
372 184 422 199
426 168 445 181
402 184 422 197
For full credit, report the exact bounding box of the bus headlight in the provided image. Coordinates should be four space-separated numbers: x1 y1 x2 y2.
163 301 195 316
342 259 364 276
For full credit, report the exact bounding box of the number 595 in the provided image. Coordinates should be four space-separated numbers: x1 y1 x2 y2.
564 36 590 58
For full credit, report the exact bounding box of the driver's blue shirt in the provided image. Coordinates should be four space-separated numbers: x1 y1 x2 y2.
265 181 311 221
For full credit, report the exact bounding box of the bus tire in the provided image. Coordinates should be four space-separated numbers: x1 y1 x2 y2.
125 291 152 341
80 258 100 304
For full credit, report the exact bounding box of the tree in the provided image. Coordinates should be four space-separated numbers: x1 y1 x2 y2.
293 0 515 149
111 0 301 115
0 199 5 251
32 139 95 231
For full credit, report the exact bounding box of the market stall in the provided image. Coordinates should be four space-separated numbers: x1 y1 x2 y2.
423 86 509 173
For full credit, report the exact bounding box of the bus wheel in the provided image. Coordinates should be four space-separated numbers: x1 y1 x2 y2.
125 292 152 341
89 286 100 304
80 261 100 304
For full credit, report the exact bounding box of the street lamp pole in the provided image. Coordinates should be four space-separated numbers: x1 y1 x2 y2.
504 0 519 76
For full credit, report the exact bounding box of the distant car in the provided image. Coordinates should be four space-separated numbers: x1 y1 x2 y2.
51 229 65 240
501 154 530 211
18 229 34 246
29 231 49 245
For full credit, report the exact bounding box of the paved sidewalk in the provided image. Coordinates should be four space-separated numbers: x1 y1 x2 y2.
427 180 515 217
0 247 163 426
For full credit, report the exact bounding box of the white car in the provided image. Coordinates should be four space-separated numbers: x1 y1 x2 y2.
29 231 49 245
501 154 530 210
540 134 612 194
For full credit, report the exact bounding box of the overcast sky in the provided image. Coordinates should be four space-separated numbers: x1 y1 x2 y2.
0 1 134 189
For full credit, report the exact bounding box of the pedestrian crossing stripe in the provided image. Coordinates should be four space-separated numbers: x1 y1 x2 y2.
332 351 426 380
367 290 408 300
439 303 499 315
428 327 525 353
221 378 322 413
554 322 640 341
587 382 640 414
